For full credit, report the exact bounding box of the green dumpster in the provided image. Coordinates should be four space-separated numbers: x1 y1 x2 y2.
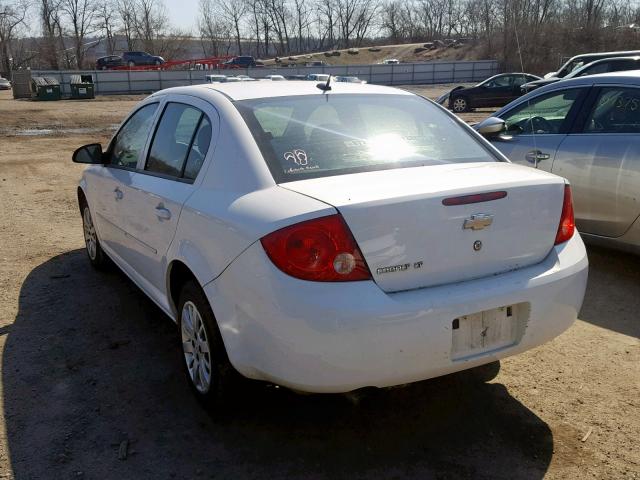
31 77 61 101
70 74 95 99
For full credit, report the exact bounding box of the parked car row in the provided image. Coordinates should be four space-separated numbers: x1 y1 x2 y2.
438 50 640 112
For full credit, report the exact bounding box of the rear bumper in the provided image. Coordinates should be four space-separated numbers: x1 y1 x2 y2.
205 233 588 393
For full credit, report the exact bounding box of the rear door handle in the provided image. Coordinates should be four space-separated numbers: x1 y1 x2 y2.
525 150 551 164
114 187 123 200
155 204 172 221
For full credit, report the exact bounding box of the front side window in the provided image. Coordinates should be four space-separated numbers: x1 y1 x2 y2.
584 87 640 134
145 103 211 179
109 103 158 168
236 94 496 183
501 89 583 135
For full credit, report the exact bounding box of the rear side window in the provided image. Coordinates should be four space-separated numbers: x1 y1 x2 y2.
184 117 212 180
236 94 495 183
145 103 212 180
584 87 640 134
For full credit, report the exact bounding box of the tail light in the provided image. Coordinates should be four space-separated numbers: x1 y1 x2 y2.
260 214 372 281
555 185 575 245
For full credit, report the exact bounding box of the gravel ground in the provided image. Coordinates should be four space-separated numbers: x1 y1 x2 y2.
0 87 638 480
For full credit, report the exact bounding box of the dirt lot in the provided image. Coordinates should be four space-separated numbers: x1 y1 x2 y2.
0 87 638 480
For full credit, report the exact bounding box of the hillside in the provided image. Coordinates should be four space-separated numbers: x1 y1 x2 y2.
263 41 490 66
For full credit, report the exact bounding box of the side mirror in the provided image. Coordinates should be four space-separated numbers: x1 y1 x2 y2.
72 143 104 164
475 117 506 137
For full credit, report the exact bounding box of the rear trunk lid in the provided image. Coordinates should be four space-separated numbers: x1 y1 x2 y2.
281 162 566 293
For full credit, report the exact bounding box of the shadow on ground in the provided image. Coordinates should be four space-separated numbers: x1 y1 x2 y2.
580 245 640 338
5 250 553 479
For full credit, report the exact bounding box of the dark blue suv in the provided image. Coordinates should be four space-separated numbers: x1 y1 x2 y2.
122 51 165 67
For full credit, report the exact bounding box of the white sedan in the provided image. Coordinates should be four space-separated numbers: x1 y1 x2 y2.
73 81 588 406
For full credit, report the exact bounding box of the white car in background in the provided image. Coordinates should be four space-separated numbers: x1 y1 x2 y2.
335 76 366 84
306 73 330 82
72 81 588 407
205 74 226 83
263 74 286 81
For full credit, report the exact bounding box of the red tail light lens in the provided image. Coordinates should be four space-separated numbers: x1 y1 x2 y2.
260 214 372 281
555 185 575 245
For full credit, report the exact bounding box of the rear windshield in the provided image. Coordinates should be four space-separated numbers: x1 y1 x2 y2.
235 94 496 182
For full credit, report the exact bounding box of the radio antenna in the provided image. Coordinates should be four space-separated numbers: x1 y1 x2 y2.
316 75 332 92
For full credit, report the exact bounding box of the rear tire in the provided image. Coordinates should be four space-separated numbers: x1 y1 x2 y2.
177 280 242 410
81 203 108 269
451 96 470 113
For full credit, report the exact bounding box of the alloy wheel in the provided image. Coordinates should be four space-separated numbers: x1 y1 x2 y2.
83 207 97 260
452 98 467 112
181 301 213 394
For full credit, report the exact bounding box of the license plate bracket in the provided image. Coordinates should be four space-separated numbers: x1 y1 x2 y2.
451 305 518 361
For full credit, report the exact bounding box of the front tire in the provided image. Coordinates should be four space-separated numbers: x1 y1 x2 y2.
81 204 108 269
451 96 470 113
178 280 241 409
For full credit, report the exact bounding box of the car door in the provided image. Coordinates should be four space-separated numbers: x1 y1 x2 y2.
490 86 589 173
551 85 640 237
122 96 218 293
86 102 159 255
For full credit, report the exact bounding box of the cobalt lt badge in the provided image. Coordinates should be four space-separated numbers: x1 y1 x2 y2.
473 240 482 251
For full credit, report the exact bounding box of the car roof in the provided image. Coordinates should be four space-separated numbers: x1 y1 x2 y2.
156 81 413 101
569 50 640 60
520 70 640 96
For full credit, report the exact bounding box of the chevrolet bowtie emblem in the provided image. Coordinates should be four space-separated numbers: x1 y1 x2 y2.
463 213 494 231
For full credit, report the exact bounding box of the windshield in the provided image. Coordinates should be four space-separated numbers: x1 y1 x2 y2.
235 94 496 182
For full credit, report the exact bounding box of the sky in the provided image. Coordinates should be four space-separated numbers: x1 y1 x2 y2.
165 0 199 32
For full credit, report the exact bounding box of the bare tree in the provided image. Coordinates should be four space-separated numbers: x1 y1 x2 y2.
96 0 118 55
0 0 28 73
218 0 246 54
117 0 137 50
198 0 229 56
60 0 98 67
39 0 66 68
134 0 169 53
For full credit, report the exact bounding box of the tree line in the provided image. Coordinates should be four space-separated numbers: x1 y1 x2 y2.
1 0 640 73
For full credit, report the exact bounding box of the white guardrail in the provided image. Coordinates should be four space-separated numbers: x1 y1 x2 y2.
32 60 499 95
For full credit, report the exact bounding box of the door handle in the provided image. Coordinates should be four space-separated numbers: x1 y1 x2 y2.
525 150 551 164
114 187 123 200
155 204 172 221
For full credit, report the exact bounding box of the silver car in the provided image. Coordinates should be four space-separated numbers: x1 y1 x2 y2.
475 71 640 253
